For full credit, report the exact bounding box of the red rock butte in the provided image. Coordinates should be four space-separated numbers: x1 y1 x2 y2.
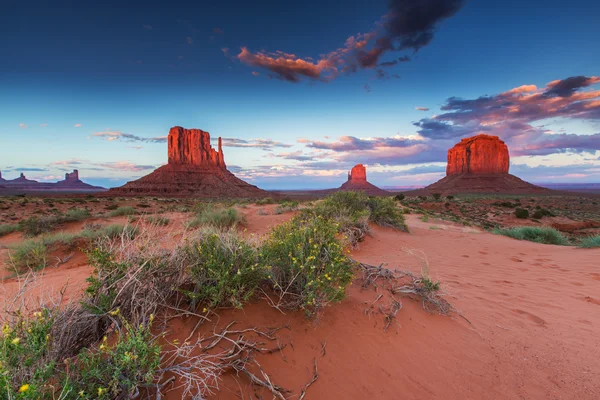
338 164 389 196
108 126 268 198
0 169 104 192
406 134 551 195
447 134 510 175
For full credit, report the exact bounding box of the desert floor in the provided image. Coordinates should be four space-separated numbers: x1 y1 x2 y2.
1 200 599 399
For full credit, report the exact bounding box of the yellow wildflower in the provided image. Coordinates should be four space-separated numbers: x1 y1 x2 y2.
97 387 106 396
11 337 20 345
19 384 30 393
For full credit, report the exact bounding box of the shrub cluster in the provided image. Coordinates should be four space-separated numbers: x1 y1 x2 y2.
494 226 569 245
514 208 529 219
187 206 245 229
579 235 600 248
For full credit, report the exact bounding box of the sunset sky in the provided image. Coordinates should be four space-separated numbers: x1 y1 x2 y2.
2 0 600 189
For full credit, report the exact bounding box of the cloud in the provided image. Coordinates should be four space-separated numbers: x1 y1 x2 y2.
19 123 27 129
74 123 82 127
413 75 600 157
91 130 167 143
252 71 260 76
378 55 411 67
5 167 48 172
364 84 372 93
236 0 464 82
186 36 193 45
143 24 153 30
415 106 429 111
95 162 156 172
220 137 292 151
40 123 48 127
51 159 85 166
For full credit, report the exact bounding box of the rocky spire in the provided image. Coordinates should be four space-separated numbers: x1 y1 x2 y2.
446 134 509 175
348 164 367 182
65 170 79 181
167 126 225 168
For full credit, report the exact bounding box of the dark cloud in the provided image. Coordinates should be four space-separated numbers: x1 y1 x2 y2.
415 106 430 111
542 76 600 98
236 0 463 82
5 167 48 172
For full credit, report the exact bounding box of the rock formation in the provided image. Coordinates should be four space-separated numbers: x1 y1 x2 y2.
0 170 104 193
338 164 389 196
109 126 268 198
0 170 4 182
447 135 509 175
405 134 550 196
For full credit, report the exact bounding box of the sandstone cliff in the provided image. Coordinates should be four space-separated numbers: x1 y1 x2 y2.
447 134 509 175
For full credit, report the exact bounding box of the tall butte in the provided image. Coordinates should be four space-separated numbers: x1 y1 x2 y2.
412 134 550 195
338 164 389 195
109 126 268 197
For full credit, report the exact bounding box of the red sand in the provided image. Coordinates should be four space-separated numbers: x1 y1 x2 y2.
1 212 599 399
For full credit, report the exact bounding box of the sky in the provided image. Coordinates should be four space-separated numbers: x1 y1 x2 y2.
1 0 600 190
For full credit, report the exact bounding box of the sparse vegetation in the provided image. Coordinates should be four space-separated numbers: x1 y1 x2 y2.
8 240 48 272
146 215 170 226
255 197 275 205
274 201 299 214
188 207 245 229
494 226 569 245
432 193 442 200
514 208 529 219
0 223 19 237
578 235 600 248
394 193 405 201
107 206 137 217
531 208 555 219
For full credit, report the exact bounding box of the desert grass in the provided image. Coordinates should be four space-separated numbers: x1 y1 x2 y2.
578 235 600 248
187 207 245 229
494 226 569 245
107 206 137 217
0 223 19 237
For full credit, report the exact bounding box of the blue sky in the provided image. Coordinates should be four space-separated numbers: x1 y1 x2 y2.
1 0 599 189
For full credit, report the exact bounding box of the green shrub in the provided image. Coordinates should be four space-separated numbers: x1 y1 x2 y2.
104 203 119 211
64 208 91 222
180 230 263 308
0 223 19 237
579 235 600 248
260 215 354 316
514 208 529 219
68 319 161 399
255 197 275 205
19 215 58 237
188 207 245 229
432 193 442 201
531 208 555 219
446 195 454 201
494 226 569 245
146 216 170 226
274 201 299 214
9 240 48 272
394 194 405 201
107 206 137 217
368 196 408 231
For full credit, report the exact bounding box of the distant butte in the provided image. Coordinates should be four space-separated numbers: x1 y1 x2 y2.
406 134 551 195
108 126 268 198
338 164 389 196
0 170 104 193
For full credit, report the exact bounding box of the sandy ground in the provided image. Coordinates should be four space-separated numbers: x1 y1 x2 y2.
1 208 599 399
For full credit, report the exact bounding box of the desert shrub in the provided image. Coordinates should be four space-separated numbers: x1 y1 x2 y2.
432 193 442 201
136 202 151 208
64 208 91 222
255 197 275 205
494 226 569 245
260 215 354 316
274 201 299 214
368 196 408 231
579 235 600 248
188 207 245 229
257 208 270 216
66 318 161 399
19 215 59 236
0 308 56 398
514 208 529 219
0 223 19 237
417 196 428 201
0 309 160 400
107 206 137 217
146 216 170 226
104 203 119 211
531 208 555 219
179 230 263 308
446 195 454 201
9 240 48 272
494 201 519 208
394 194 405 201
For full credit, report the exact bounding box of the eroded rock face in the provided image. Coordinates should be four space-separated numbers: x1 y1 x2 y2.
168 126 226 168
347 164 367 182
447 134 509 175
109 126 267 198
65 170 79 181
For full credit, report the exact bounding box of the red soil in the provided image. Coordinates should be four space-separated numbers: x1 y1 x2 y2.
1 211 599 399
